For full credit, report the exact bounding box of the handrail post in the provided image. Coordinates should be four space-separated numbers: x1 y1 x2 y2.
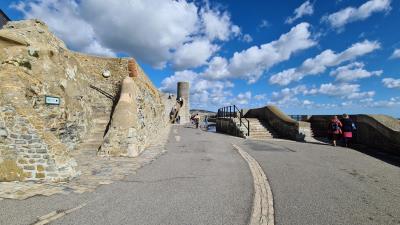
240 110 242 126
247 120 250 136
229 106 232 118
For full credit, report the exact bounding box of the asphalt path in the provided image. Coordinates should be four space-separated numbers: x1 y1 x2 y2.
239 139 400 225
0 126 252 225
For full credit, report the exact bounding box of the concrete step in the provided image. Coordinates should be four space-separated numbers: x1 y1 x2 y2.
250 128 271 132
250 130 273 134
250 132 272 137
247 136 273 140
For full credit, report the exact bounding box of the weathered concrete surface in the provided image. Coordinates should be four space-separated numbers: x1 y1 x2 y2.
0 19 168 181
238 139 400 225
0 127 253 225
310 114 400 155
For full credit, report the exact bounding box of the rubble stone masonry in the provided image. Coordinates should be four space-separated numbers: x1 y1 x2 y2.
0 20 169 182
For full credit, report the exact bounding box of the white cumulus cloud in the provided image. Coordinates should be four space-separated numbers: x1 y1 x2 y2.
286 0 314 24
254 94 267 101
269 40 381 86
13 0 240 69
382 78 400 89
390 49 400 59
204 22 316 83
330 62 382 82
306 83 375 100
323 0 391 29
241 34 253 43
234 92 252 105
259 19 270 28
201 7 240 41
172 39 219 70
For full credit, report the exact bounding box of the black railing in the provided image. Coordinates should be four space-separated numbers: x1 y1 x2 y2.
217 105 250 136
89 85 115 102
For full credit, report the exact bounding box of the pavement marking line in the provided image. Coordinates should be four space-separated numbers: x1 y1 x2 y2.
32 203 87 225
233 144 274 225
175 135 181 142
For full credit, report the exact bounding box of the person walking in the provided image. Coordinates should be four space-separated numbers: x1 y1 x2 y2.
341 113 356 147
328 115 342 147
194 114 200 129
204 115 208 129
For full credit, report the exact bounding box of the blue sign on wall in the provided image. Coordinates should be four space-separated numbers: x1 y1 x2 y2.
45 96 60 105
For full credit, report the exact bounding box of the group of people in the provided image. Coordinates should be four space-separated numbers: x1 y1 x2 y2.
328 114 356 147
169 97 185 124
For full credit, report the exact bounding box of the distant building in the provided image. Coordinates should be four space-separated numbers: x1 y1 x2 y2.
0 9 11 29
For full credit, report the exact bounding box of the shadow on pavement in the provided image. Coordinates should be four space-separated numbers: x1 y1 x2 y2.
350 144 400 168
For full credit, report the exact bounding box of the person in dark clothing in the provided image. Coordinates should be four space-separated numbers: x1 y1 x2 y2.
341 113 356 147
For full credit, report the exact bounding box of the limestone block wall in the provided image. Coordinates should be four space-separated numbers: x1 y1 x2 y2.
0 19 169 181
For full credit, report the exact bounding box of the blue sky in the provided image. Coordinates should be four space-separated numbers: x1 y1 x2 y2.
2 0 400 116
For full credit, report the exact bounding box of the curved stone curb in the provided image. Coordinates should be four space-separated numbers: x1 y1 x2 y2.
233 144 274 225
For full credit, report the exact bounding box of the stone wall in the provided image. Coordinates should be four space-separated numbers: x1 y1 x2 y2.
310 115 400 155
244 105 310 141
0 19 169 181
99 75 168 157
216 118 246 138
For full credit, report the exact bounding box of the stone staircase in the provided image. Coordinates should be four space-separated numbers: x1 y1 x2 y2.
169 102 181 124
301 122 329 144
244 118 276 140
76 105 111 156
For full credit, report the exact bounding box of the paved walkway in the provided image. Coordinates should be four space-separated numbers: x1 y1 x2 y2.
0 126 252 225
2 126 400 225
239 139 400 225
0 126 171 200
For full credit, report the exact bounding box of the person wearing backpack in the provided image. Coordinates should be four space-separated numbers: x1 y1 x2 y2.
328 115 342 146
341 113 356 147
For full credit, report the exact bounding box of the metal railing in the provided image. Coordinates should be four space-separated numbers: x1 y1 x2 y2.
217 105 250 136
89 85 115 102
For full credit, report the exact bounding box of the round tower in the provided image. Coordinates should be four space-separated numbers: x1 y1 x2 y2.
177 82 190 124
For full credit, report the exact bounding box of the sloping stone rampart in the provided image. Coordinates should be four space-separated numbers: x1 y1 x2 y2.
244 105 310 141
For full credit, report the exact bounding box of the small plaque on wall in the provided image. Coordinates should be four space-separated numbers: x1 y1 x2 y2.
45 96 60 105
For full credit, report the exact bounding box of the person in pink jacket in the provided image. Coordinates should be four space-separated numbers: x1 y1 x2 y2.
328 115 342 147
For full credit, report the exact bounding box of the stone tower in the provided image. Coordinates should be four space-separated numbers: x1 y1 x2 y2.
177 82 190 124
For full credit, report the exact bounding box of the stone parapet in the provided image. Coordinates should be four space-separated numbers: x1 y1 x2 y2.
310 114 400 155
